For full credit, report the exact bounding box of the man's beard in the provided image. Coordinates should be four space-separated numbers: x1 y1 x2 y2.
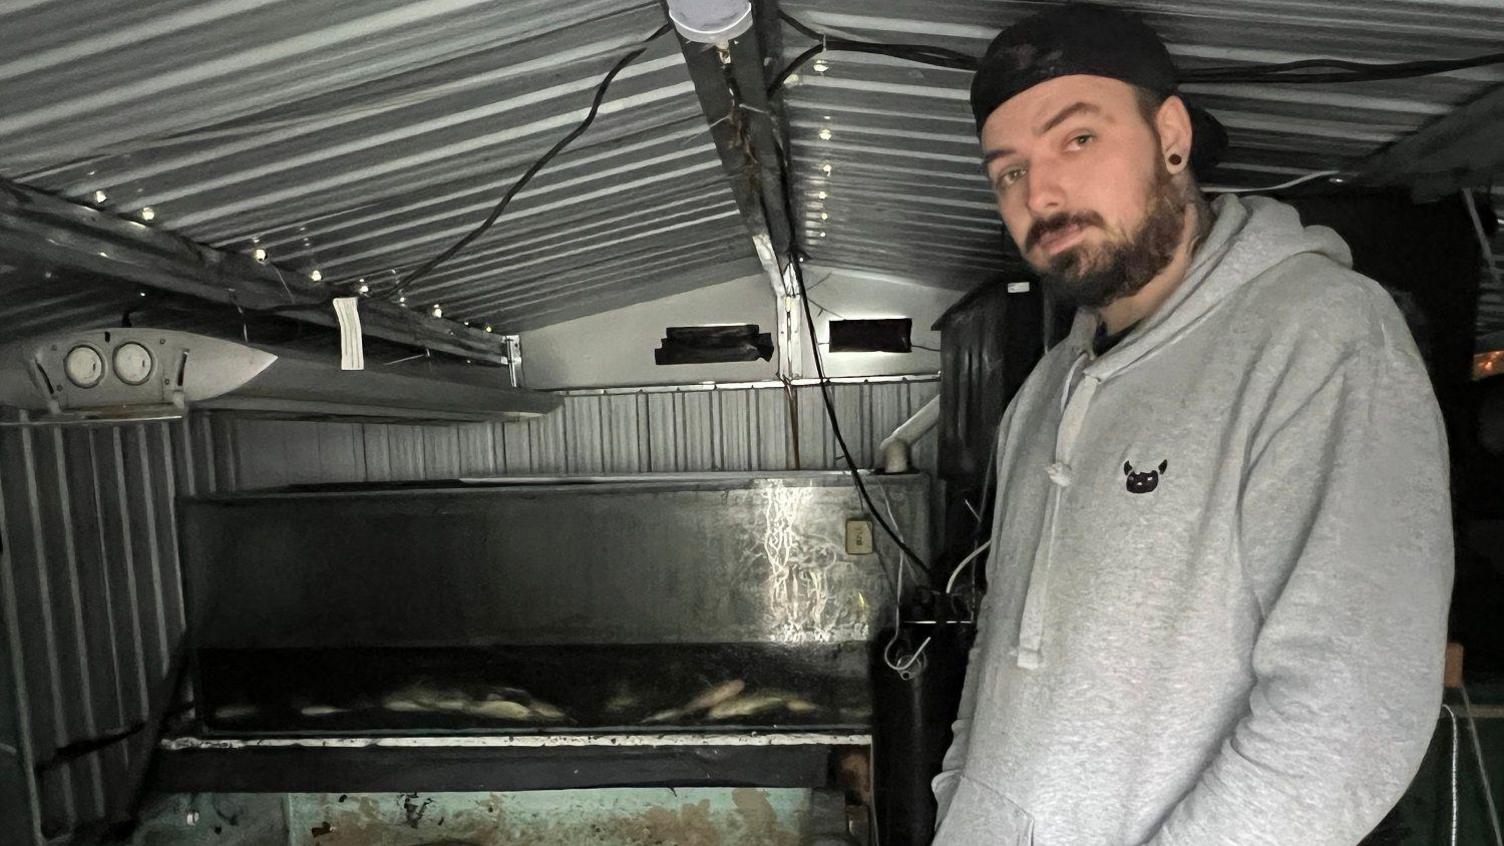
1027 169 1188 311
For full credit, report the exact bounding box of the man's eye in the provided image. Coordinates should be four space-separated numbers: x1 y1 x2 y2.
1068 133 1094 148
997 167 1026 189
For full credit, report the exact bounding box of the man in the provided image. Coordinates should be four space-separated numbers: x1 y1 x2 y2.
931 4 1454 845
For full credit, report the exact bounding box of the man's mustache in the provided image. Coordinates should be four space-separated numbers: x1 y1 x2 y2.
1026 212 1104 252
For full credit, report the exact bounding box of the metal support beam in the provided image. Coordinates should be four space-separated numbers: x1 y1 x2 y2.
0 180 509 365
666 2 805 378
1353 84 1504 202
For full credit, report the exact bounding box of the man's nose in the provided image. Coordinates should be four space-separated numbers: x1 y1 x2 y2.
1024 161 1066 219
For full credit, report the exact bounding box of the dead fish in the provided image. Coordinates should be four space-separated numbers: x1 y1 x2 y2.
707 690 822 719
642 707 684 724
750 690 819 714
642 679 747 724
683 680 746 713
212 704 257 721
469 699 531 720
604 692 640 713
707 693 790 720
383 696 427 713
299 704 347 718
526 699 566 721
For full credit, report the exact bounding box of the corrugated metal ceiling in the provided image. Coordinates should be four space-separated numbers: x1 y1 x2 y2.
0 0 757 332
777 0 1504 325
0 0 1499 337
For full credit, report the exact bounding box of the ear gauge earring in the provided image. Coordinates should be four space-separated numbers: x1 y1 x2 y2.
1168 153 1184 167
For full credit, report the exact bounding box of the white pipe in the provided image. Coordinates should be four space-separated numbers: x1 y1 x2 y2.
876 395 941 472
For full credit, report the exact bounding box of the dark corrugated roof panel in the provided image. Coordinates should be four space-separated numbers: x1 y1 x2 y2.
777 0 1504 315
0 0 757 331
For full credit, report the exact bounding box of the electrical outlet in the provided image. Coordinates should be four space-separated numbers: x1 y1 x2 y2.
845 519 874 555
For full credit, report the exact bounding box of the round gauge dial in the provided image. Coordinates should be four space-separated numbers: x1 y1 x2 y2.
64 345 104 388
112 342 154 386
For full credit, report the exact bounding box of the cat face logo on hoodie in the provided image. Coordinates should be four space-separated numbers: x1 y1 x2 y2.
1124 459 1168 494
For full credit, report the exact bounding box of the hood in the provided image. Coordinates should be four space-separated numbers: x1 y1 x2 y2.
0 328 560 424
1068 194 1353 380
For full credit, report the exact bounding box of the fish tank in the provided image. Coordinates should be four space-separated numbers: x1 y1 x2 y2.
179 473 929 736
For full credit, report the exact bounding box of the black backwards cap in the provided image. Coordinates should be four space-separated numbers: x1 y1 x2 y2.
970 3 1227 173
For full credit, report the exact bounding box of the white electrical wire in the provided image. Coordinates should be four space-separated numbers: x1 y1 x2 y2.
1444 703 1460 846
944 540 993 594
1461 684 1504 846
877 483 930 676
1202 169 1341 195
1464 188 1503 290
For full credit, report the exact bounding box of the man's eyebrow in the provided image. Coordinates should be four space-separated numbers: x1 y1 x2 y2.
981 147 1016 169
979 102 1105 170
1038 101 1102 136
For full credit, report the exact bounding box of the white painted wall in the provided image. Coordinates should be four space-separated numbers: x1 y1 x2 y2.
519 265 969 389
796 265 968 379
520 274 778 389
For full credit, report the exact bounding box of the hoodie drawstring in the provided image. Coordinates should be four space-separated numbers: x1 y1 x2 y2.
1016 355 1100 669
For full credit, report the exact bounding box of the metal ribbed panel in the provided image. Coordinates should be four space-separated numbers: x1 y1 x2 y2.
0 414 210 841
211 378 939 489
0 0 756 332
777 0 1504 299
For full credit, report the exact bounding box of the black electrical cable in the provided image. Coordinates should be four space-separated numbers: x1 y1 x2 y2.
776 11 975 68
770 10 1504 97
763 146 935 582
1179 52 1504 83
379 22 674 302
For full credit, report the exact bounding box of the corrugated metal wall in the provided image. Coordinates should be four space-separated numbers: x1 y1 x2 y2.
0 376 938 841
213 377 939 490
0 414 211 842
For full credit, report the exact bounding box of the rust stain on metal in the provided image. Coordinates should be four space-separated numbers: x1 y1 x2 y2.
731 789 801 846
402 793 436 828
304 790 805 845
595 799 723 845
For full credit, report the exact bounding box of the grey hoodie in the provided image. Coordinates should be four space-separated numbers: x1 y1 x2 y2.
932 194 1453 846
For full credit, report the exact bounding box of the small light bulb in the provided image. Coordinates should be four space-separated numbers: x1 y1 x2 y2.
818 231 827 238
786 73 800 86
309 269 322 282
484 325 494 333
252 248 267 262
818 128 832 141
92 190 107 204
813 60 829 73
358 283 370 295
431 304 443 318
820 212 829 220
818 191 828 199
821 163 832 175
140 207 155 221
399 295 407 305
